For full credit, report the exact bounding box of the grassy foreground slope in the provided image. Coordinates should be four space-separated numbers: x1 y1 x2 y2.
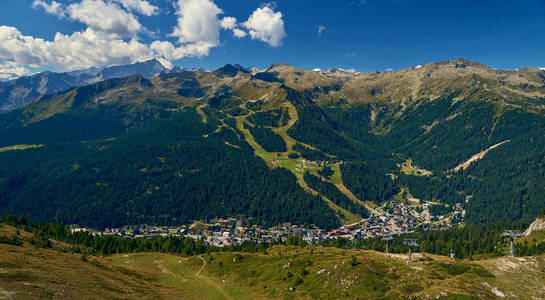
2 224 545 299
0 225 189 299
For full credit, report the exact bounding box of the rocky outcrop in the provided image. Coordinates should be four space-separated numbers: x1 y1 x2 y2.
523 218 545 236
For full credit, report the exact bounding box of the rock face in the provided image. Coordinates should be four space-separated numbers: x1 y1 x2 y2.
523 218 545 236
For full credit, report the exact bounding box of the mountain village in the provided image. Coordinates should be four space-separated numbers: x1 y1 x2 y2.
72 199 464 247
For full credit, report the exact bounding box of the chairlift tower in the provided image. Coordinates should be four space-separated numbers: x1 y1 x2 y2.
403 238 419 264
502 230 522 257
381 234 393 254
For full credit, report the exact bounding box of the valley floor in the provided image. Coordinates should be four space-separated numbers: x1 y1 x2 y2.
1 225 545 299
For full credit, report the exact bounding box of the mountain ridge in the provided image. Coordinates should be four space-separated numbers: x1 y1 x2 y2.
1 57 545 230
0 59 174 113
3 57 545 113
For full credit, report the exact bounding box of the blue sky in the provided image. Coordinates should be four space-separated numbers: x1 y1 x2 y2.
1 0 545 79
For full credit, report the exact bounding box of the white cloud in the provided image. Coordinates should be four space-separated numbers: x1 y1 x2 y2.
32 0 65 18
220 17 237 30
318 25 326 37
415 64 422 69
67 0 144 38
0 26 153 71
221 16 247 38
0 63 31 81
113 0 159 16
243 6 286 47
171 0 222 45
31 0 148 37
232 28 247 38
2 0 288 77
150 40 214 60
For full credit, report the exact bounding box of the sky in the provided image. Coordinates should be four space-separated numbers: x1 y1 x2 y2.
1 0 545 80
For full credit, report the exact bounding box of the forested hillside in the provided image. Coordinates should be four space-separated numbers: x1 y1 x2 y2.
2 59 545 229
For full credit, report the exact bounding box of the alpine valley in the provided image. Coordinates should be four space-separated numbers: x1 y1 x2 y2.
3 58 545 299
2 58 545 230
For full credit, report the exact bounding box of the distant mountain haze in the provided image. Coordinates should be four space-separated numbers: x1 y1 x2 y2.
0 59 176 113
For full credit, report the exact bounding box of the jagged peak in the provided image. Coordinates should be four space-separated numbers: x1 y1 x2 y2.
264 63 298 72
420 58 490 70
325 67 358 74
214 64 249 77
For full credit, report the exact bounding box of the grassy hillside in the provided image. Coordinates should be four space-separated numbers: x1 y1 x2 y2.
2 224 545 299
0 224 189 299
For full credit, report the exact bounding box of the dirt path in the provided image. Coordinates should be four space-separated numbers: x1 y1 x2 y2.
195 256 233 300
196 255 206 276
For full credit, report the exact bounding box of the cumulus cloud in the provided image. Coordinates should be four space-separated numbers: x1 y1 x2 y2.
113 0 159 16
0 63 31 81
243 6 286 47
0 25 153 70
2 0 288 78
232 28 247 38
33 0 147 38
221 16 247 38
220 17 237 30
32 0 65 18
318 25 326 37
150 0 230 61
67 0 144 38
171 0 222 45
150 40 214 60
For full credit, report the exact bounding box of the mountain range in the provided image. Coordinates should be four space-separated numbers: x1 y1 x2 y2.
0 59 203 113
1 58 545 230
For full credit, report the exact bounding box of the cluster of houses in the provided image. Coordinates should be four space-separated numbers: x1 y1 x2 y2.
72 199 463 247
